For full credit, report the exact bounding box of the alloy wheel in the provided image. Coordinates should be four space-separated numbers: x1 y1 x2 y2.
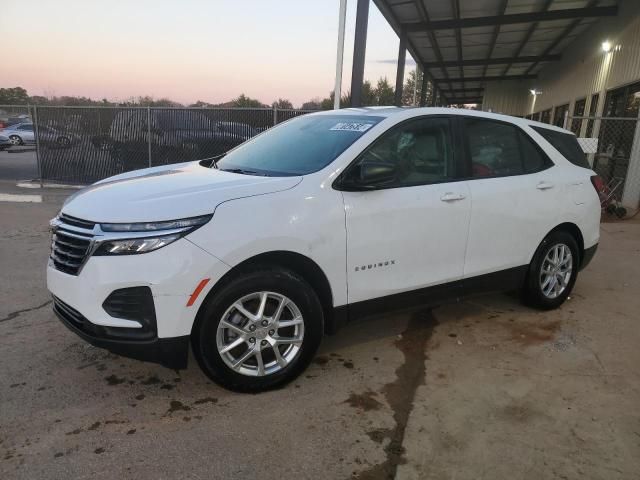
216 291 304 377
539 243 573 299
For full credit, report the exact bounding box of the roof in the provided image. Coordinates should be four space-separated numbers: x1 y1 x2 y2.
316 106 575 133
373 0 620 105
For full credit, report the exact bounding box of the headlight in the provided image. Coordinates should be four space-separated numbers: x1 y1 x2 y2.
100 216 211 232
93 214 211 256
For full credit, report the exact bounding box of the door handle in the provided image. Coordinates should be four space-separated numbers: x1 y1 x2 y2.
536 181 554 190
440 192 466 202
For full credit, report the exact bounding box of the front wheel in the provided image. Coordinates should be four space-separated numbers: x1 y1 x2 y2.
524 231 579 310
8 135 22 145
192 268 324 392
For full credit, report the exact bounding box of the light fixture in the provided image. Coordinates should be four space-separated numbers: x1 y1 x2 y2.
529 89 542 95
602 41 612 53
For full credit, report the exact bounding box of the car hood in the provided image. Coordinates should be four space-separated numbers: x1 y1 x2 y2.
61 161 302 222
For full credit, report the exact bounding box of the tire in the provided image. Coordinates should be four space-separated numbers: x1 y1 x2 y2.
192 267 324 392
8 135 22 146
524 230 579 310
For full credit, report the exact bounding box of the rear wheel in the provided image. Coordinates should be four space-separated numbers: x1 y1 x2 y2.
192 267 323 392
524 231 579 310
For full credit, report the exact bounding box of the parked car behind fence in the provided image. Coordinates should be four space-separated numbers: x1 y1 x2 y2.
0 106 317 184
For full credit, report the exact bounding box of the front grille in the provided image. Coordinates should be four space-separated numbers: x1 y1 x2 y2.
59 213 96 230
51 215 96 275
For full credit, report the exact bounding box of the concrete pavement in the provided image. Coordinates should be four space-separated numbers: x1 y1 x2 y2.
0 180 638 480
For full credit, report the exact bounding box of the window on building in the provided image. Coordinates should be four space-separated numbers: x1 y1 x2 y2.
540 109 552 124
553 104 569 127
585 93 600 137
571 98 586 135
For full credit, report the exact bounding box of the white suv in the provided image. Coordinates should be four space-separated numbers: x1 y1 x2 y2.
47 107 600 392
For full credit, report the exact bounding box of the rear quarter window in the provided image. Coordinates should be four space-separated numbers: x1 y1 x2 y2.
531 126 590 169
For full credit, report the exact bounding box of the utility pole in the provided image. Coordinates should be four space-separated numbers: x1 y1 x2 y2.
333 0 348 110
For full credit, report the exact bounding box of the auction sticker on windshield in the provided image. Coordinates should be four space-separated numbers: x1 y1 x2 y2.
330 122 374 132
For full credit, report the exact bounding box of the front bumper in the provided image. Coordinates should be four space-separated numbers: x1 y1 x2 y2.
53 296 189 369
47 237 230 368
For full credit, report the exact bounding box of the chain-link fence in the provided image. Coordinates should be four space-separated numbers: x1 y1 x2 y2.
568 115 640 208
0 105 317 184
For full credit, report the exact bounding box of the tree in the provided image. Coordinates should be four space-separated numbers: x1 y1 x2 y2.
301 98 322 110
374 77 395 105
402 69 432 106
189 100 216 108
231 94 266 108
272 98 293 109
0 87 29 105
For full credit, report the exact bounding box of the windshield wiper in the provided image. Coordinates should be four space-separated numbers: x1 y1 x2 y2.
220 168 269 176
200 153 226 169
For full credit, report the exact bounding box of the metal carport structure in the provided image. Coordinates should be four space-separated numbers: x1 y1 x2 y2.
349 0 620 107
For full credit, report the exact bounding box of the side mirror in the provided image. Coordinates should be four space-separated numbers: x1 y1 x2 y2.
339 161 397 191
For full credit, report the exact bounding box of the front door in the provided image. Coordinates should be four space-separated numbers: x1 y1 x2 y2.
340 116 471 307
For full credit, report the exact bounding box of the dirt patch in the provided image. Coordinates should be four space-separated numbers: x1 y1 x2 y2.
167 400 191 414
140 375 162 385
344 391 383 412
505 319 561 346
193 397 218 405
312 355 329 366
355 309 438 480
104 374 126 386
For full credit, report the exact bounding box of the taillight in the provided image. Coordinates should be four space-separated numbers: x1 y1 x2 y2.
591 175 605 194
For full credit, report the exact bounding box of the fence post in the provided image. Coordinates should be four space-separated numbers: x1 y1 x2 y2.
273 106 278 126
147 106 152 168
33 105 44 187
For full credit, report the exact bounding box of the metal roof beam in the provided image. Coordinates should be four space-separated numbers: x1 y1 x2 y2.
445 99 483 104
426 54 560 68
438 87 484 93
402 6 618 31
525 0 599 75
413 0 453 92
434 74 537 82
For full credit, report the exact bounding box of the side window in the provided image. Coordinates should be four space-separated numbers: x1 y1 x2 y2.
465 118 523 178
345 117 456 189
19 125 33 131
519 131 553 173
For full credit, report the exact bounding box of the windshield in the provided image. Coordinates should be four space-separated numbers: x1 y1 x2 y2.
216 114 383 176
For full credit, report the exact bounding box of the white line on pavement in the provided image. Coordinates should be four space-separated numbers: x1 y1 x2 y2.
0 193 43 203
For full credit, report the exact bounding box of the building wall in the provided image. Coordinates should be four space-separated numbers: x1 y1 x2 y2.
482 0 640 209
482 0 640 118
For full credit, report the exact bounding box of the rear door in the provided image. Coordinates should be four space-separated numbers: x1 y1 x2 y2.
340 115 471 307
460 117 561 287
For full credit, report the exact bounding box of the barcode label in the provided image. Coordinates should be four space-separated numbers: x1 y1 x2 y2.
330 122 374 132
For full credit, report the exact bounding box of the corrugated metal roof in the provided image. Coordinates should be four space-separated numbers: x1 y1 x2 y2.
374 0 621 104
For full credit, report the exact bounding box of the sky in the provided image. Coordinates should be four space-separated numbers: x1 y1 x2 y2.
0 0 416 107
